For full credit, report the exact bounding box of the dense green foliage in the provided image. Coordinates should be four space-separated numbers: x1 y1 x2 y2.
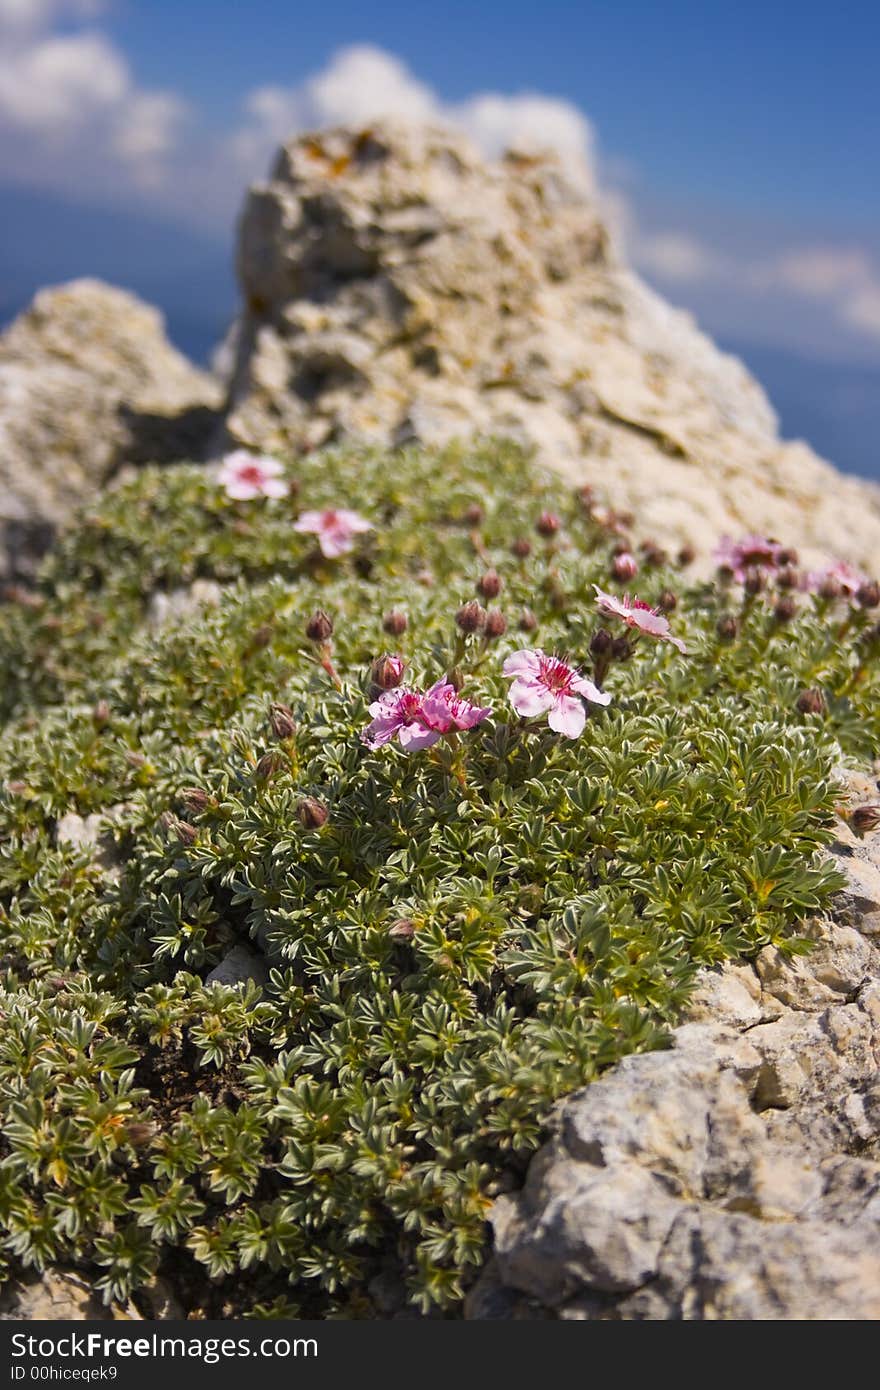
0 440 875 1316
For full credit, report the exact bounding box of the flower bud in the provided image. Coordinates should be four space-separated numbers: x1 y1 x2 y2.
773 595 797 623
269 703 297 740
92 699 111 728
851 805 880 836
612 635 633 661
796 688 826 716
382 609 408 636
778 548 799 567
371 654 406 690
819 575 842 600
388 917 416 942
657 590 677 612
296 796 328 829
125 751 147 769
677 544 696 567
612 552 639 581
640 541 668 568
249 624 274 652
179 786 213 815
5 780 29 796
305 610 333 642
576 484 594 510
857 581 880 609
456 600 487 634
255 750 286 781
776 566 799 590
478 569 502 600
518 606 538 632
744 568 766 595
535 511 560 537
463 502 484 527
163 814 197 846
716 614 738 640
484 609 507 639
589 627 613 656
511 537 532 559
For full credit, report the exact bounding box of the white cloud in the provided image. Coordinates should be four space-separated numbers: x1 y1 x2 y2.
230 44 595 192
767 248 874 298
0 0 185 187
634 231 722 282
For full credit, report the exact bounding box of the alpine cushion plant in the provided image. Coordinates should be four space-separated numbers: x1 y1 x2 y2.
0 436 876 1319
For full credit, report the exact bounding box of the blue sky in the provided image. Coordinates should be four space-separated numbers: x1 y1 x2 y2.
1 0 879 471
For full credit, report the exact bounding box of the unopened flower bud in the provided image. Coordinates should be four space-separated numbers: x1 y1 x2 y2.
296 796 328 829
589 627 613 656
857 581 880 609
255 750 286 781
851 805 880 836
6 780 28 796
249 624 273 651
268 703 297 740
125 751 147 769
484 609 507 639
371 654 406 690
778 548 799 567
165 815 197 846
612 635 633 661
305 610 333 642
744 568 766 595
677 544 696 567
612 552 639 581
576 484 594 510
796 688 826 716
478 568 502 599
92 699 110 728
819 575 842 600
463 503 484 527
456 600 487 634
518 606 538 632
511 537 532 559
179 786 212 815
657 590 677 612
382 609 408 636
774 595 798 623
716 614 738 640
388 917 416 942
536 511 560 537
776 566 799 590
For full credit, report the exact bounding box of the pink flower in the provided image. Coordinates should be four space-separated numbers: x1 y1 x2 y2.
612 551 639 581
804 560 866 597
502 649 610 739
593 587 687 654
362 679 491 752
713 535 784 582
294 508 372 558
218 451 289 500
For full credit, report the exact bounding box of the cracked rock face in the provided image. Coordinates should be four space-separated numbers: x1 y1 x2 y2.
0 280 221 580
225 120 880 572
467 770 880 1320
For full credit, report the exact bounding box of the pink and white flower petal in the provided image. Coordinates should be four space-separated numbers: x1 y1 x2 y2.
547 694 587 739
571 674 612 706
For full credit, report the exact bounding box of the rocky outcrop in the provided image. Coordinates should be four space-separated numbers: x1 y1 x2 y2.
224 121 880 573
468 769 880 1320
0 280 221 580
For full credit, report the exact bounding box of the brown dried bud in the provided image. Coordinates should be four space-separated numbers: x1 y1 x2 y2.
518 606 538 632
124 1121 157 1148
269 702 297 740
370 654 406 690
851 805 880 836
535 510 560 537
640 541 668 568
166 815 197 846
456 600 487 634
484 609 508 639
743 567 766 595
255 750 286 781
612 635 633 662
857 581 880 609
477 568 502 599
305 610 334 642
774 595 798 623
818 575 843 600
296 796 329 829
388 917 416 942
92 699 111 728
716 614 738 640
463 502 485 527
776 566 799 590
589 627 613 656
777 548 799 567
796 688 826 716
382 609 408 636
677 544 696 567
657 590 677 612
511 537 532 559
179 786 213 815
